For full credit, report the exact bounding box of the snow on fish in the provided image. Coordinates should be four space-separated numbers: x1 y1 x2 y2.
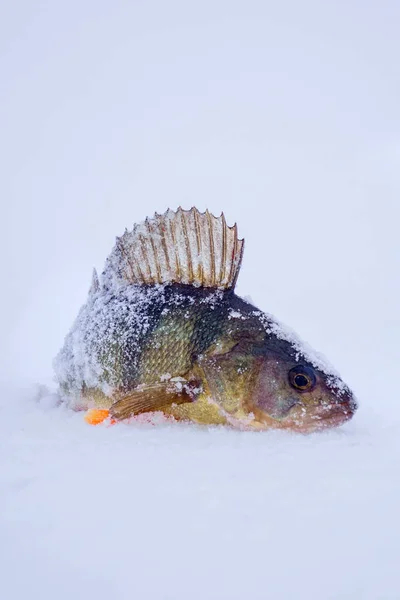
54 207 357 432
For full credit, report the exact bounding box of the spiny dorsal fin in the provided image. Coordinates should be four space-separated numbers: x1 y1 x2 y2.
106 207 244 289
88 268 100 296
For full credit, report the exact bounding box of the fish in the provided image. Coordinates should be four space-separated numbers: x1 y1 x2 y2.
54 207 357 432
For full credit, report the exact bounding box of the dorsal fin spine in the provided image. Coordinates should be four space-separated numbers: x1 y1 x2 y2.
135 257 146 283
228 224 239 286
206 210 216 286
193 208 204 285
146 218 162 283
232 227 244 289
116 237 134 282
105 207 244 290
220 212 227 284
139 233 153 284
156 214 171 276
89 268 100 296
169 213 181 281
180 209 194 282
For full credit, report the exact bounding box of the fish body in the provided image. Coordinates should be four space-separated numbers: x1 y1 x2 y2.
55 208 357 432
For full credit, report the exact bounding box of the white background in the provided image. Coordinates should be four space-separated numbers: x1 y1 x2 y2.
1 2 399 599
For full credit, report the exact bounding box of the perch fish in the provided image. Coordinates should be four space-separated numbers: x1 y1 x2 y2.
54 207 357 432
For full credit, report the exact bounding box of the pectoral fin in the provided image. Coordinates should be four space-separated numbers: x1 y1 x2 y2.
109 381 197 421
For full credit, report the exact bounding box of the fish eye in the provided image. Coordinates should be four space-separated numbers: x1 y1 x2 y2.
289 366 316 392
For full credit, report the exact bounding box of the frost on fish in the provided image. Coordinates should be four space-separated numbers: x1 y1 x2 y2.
227 303 349 396
55 206 356 430
55 284 165 394
54 281 226 396
55 284 347 400
263 316 348 393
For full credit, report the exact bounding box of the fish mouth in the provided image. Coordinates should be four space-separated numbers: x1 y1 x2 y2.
311 404 355 427
304 399 356 431
276 396 358 433
248 397 357 433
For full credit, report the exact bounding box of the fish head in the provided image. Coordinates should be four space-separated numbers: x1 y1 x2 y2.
201 316 357 432
247 351 357 432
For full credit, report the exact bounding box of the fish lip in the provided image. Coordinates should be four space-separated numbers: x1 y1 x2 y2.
309 400 357 426
281 396 357 432
270 398 356 424
252 398 357 433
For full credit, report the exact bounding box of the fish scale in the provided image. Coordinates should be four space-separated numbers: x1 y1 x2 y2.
137 297 228 384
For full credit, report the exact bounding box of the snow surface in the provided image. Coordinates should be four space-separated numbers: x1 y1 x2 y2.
1 380 399 600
